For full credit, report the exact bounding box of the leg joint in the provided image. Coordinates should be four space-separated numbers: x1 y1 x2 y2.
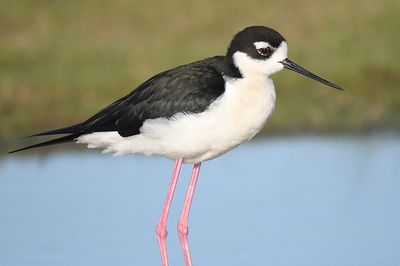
156 223 168 239
177 222 189 236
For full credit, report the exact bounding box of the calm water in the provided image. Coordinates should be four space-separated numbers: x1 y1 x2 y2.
0 135 399 266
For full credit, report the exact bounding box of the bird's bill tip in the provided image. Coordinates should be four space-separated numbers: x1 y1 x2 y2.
280 58 343 91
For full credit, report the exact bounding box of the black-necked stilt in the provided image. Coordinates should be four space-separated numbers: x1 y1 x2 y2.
10 25 342 266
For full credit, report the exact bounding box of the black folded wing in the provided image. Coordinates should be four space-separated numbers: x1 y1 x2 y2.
84 56 226 136
9 56 227 153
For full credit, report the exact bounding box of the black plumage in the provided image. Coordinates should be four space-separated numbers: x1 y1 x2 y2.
226 26 285 61
9 25 342 155
9 56 233 153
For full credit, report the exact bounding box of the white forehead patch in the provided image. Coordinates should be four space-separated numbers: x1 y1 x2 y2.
254 41 272 49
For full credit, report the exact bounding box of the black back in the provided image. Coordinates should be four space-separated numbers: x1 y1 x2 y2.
86 56 228 136
29 56 231 140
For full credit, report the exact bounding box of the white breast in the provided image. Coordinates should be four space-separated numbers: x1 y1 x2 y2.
77 76 276 163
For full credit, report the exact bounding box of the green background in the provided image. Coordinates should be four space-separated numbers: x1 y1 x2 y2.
1 0 399 138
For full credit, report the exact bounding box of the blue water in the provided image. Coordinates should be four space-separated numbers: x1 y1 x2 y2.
1 135 399 266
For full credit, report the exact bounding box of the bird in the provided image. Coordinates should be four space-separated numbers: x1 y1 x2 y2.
9 25 342 266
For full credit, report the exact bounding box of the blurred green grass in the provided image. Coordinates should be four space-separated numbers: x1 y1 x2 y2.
1 0 399 138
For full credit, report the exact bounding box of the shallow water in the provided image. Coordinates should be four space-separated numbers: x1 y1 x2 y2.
1 135 399 266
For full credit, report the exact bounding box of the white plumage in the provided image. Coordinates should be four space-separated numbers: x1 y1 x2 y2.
77 74 276 163
77 42 288 163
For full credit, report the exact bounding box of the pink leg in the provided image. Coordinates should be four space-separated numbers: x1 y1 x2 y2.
177 163 201 266
156 158 183 266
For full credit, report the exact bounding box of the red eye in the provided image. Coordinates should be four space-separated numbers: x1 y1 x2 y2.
257 47 272 57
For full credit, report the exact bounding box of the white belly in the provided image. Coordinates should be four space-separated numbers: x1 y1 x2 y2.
77 77 276 163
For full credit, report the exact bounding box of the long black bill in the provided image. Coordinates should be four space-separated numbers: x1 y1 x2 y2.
281 58 342 90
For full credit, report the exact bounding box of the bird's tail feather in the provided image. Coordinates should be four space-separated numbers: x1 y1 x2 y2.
8 133 82 154
29 123 85 137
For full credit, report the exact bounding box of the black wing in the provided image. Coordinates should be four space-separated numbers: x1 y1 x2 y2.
103 57 226 136
85 56 226 136
9 56 227 153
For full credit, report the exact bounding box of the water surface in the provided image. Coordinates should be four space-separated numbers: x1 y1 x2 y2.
1 135 399 266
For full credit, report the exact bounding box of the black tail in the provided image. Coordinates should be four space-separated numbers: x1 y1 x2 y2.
8 133 82 154
28 122 86 137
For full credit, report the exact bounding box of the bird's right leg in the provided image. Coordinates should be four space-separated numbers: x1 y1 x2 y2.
156 158 183 266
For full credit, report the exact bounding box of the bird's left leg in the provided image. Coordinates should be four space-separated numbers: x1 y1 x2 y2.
177 162 201 266
156 158 183 266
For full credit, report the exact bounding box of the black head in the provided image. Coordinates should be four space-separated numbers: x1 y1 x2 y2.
225 26 342 90
227 26 286 60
